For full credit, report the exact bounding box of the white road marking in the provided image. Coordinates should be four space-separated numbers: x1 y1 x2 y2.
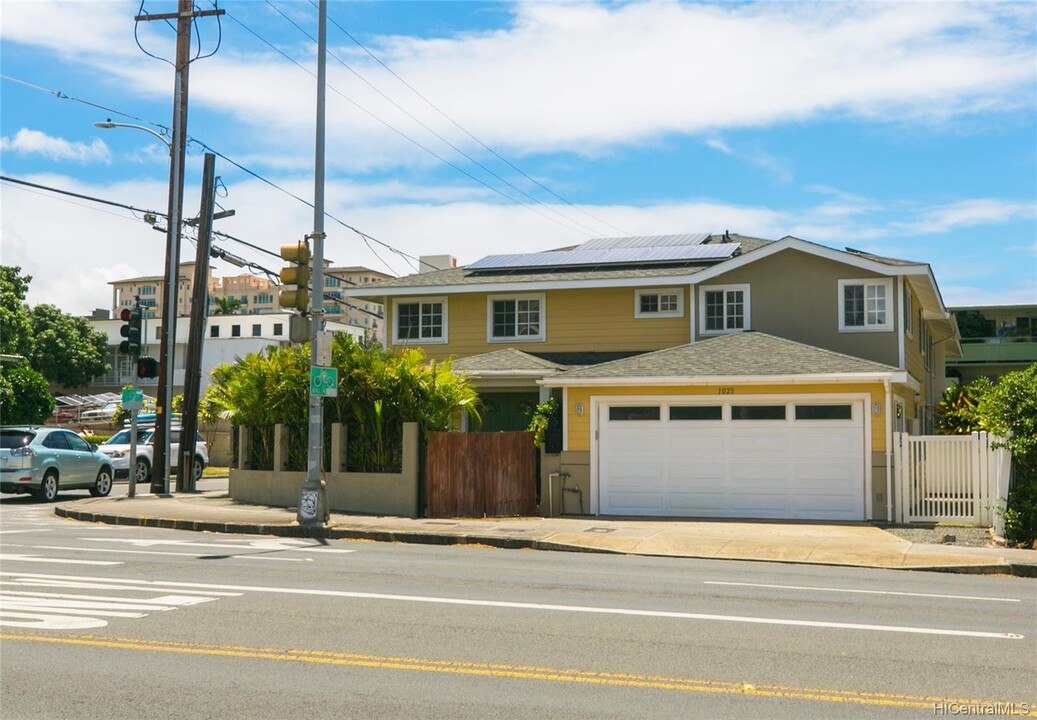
81 538 355 553
703 581 1023 603
0 554 121 566
9 545 312 562
0 579 240 596
0 529 52 535
0 571 1023 640
0 611 109 630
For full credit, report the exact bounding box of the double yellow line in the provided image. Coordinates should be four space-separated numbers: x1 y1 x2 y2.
3 632 1034 715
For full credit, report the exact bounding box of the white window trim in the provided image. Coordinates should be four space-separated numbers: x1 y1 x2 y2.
392 296 448 345
838 278 894 333
486 293 546 343
634 287 684 319
698 283 751 336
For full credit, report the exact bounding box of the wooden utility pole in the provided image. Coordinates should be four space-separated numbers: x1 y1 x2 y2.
136 0 223 494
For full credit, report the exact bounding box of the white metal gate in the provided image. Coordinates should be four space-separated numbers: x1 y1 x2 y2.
893 431 1011 530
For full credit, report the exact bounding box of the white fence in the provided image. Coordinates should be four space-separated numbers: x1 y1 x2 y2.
893 432 1011 532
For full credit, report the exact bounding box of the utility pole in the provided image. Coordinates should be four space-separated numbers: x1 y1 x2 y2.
136 0 223 495
177 152 216 492
298 0 329 526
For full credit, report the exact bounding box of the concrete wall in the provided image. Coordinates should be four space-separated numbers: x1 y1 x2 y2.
229 422 420 517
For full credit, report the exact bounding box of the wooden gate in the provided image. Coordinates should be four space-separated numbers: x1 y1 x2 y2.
425 431 537 517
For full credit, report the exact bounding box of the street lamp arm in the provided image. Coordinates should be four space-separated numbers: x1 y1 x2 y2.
94 121 172 151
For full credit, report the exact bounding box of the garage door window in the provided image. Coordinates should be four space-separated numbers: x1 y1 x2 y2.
732 405 786 420
795 404 853 420
609 406 660 421
670 406 722 420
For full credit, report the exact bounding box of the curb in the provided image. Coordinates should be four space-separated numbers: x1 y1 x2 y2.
53 506 1037 577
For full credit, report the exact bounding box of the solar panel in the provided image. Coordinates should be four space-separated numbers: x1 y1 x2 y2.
578 233 711 250
468 242 738 271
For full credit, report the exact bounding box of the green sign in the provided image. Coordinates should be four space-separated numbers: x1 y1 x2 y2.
310 367 338 397
121 388 144 411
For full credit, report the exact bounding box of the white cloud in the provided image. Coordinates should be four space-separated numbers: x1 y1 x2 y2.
890 199 1037 236
3 1 1033 171
1 128 111 164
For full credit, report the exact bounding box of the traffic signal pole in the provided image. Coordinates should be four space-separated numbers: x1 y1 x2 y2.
297 0 329 526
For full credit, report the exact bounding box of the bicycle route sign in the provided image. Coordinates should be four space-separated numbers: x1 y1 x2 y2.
310 367 338 397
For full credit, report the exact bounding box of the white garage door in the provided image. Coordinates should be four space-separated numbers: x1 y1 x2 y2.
597 400 865 520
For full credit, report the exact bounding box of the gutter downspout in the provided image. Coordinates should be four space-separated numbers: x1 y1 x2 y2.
885 378 893 524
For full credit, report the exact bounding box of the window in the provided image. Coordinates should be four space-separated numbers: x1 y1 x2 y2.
635 288 683 318
256 294 273 304
252 324 261 337
699 284 750 334
839 278 893 332
795 404 852 420
140 286 156 296
732 405 786 420
273 323 283 336
670 406 721 420
394 298 447 344
43 432 71 450
155 325 161 340
609 406 660 421
487 294 545 342
67 433 90 452
325 276 341 287
903 286 913 336
210 326 220 338
231 324 241 338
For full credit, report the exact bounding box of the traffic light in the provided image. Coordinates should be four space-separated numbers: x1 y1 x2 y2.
136 356 159 379
119 307 142 355
278 240 311 312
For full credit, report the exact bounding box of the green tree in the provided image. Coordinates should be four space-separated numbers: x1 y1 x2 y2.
953 310 990 339
29 304 110 388
0 266 33 356
0 363 55 424
211 296 242 315
976 365 1037 544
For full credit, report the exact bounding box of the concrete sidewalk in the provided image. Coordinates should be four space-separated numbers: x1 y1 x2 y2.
55 492 1037 576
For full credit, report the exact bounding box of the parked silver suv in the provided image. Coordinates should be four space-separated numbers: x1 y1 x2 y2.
97 427 209 483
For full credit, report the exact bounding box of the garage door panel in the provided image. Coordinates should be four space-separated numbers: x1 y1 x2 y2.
598 399 866 520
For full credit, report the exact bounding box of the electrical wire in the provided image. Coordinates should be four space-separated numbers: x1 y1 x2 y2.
266 0 605 238
317 0 631 238
0 175 168 219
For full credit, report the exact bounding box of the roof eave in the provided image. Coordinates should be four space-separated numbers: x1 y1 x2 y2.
542 371 909 387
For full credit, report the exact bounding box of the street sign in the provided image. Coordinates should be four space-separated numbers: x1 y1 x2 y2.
310 367 338 397
121 388 144 411
316 330 332 366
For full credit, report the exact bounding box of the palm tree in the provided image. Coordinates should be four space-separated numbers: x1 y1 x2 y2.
211 296 242 316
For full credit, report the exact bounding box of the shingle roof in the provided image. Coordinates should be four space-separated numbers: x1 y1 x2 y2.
550 332 899 380
350 234 774 292
452 349 568 374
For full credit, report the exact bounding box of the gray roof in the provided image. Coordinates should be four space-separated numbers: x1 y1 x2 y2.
350 234 774 293
551 332 900 381
452 349 568 374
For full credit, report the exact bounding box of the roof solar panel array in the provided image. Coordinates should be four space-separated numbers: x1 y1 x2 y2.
578 233 711 250
468 242 738 271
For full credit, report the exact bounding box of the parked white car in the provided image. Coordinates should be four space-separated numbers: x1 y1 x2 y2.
97 427 209 483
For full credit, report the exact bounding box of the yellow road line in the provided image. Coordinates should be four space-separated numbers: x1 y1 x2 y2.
3 633 1034 715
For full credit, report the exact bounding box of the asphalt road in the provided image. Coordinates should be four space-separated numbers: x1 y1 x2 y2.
1 488 1034 720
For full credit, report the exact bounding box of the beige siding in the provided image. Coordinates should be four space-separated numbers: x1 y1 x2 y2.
387 287 691 361
702 249 900 367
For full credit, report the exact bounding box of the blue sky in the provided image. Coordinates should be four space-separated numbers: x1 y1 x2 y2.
2 1 1034 316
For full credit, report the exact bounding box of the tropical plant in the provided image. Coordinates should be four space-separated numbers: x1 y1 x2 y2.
211 296 242 316
934 378 992 435
526 397 559 447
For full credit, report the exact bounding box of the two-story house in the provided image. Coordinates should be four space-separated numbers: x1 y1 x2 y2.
345 233 960 523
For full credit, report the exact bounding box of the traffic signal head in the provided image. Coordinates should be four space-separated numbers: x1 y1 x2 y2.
119 307 143 355
279 241 311 312
136 356 159 379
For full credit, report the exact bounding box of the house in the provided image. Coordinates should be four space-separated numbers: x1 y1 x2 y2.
345 233 960 522
946 303 1037 385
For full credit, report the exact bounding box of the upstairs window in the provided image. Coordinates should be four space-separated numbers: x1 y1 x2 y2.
487 294 545 342
394 298 447 344
699 284 749 334
839 278 893 332
635 288 683 318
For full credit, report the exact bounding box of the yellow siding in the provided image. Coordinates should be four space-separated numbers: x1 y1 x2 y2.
388 287 691 361
564 382 888 453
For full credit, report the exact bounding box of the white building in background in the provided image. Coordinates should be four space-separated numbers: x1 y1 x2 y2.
88 313 363 395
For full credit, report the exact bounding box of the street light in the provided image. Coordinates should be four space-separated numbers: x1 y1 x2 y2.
95 118 182 494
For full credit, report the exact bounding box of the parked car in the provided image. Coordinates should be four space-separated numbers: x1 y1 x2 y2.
97 426 209 483
0 426 114 502
80 401 120 422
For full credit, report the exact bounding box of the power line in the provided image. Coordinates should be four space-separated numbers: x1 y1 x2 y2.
222 3 593 238
0 175 168 219
266 0 607 238
317 1 631 238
